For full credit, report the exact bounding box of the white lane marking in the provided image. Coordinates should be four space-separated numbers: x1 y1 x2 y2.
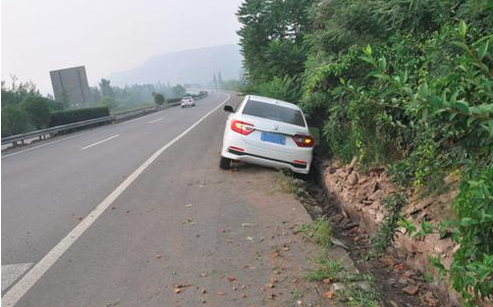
1 263 34 292
80 134 120 150
1 93 231 306
1 109 166 159
149 117 164 124
2 133 88 159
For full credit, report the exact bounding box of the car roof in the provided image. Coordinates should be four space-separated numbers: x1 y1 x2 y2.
247 95 300 110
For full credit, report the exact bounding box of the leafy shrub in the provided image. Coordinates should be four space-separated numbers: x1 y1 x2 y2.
49 106 110 127
447 165 493 305
153 93 165 105
166 98 182 104
244 75 301 103
1 104 28 136
238 1 493 302
20 95 51 129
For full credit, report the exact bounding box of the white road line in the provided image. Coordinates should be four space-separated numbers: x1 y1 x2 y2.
1 263 34 293
80 134 120 150
1 93 231 307
149 117 164 124
1 109 166 159
1 133 88 159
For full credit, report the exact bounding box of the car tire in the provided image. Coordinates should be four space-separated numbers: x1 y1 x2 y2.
219 156 231 170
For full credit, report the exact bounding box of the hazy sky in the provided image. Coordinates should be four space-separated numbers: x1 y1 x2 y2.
2 0 244 94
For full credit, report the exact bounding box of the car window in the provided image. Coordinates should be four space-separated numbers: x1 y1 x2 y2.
242 100 305 127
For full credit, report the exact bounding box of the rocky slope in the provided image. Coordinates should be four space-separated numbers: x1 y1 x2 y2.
316 158 465 306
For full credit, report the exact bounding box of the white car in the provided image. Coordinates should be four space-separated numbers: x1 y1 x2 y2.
181 96 195 108
220 95 314 174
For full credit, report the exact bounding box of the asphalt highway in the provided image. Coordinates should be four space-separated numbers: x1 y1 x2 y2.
1 92 319 306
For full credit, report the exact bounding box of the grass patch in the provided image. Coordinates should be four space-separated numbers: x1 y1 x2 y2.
305 254 365 283
275 170 302 194
340 286 382 307
306 253 382 306
306 254 344 282
298 218 333 248
370 191 408 255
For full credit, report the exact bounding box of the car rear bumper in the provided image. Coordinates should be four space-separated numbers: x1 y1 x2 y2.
221 140 312 174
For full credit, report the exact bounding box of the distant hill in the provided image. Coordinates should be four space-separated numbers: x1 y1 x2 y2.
108 44 242 86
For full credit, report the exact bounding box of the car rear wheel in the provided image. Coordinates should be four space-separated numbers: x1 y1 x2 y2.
219 156 231 170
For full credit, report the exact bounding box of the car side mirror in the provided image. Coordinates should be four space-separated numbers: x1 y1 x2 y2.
224 105 234 113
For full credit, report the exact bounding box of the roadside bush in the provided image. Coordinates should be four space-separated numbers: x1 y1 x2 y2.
166 97 182 104
153 93 165 106
49 106 110 127
244 75 301 103
1 104 29 136
237 0 493 304
20 95 51 129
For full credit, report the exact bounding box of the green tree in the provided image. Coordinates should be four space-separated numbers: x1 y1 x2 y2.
153 93 165 106
171 84 186 98
1 104 28 136
237 0 314 83
20 95 51 129
99 78 115 101
98 96 117 110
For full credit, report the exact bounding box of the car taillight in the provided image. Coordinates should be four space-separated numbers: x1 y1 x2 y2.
231 120 255 135
292 134 314 147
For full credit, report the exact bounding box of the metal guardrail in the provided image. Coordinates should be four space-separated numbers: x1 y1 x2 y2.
112 106 160 122
1 116 114 145
1 93 208 147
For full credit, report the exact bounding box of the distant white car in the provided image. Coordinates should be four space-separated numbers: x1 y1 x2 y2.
220 95 314 174
181 96 195 108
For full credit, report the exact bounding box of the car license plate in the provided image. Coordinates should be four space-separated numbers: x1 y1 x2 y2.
261 132 285 145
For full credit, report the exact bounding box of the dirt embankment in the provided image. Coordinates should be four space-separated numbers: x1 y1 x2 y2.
315 158 465 306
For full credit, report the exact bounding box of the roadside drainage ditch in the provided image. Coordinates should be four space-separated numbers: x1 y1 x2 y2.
292 156 437 307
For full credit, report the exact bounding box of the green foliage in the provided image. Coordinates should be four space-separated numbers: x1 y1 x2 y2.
1 104 28 136
370 192 408 254
171 84 186 98
153 93 165 106
98 96 117 110
306 253 381 306
99 79 115 101
237 0 314 82
49 106 110 127
1 78 65 136
448 166 493 305
239 1 493 301
166 97 182 104
298 218 333 248
340 286 382 307
305 254 345 282
20 95 51 129
1 77 40 106
244 75 301 102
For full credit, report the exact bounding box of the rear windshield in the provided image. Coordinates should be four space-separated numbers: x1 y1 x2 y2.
242 100 305 127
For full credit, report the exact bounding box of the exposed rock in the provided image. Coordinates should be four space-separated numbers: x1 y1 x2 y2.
370 189 383 201
424 291 439 307
348 173 358 186
433 238 453 254
402 285 419 295
318 158 461 306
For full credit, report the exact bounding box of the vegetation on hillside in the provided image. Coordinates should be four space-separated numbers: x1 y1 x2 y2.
238 0 493 304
